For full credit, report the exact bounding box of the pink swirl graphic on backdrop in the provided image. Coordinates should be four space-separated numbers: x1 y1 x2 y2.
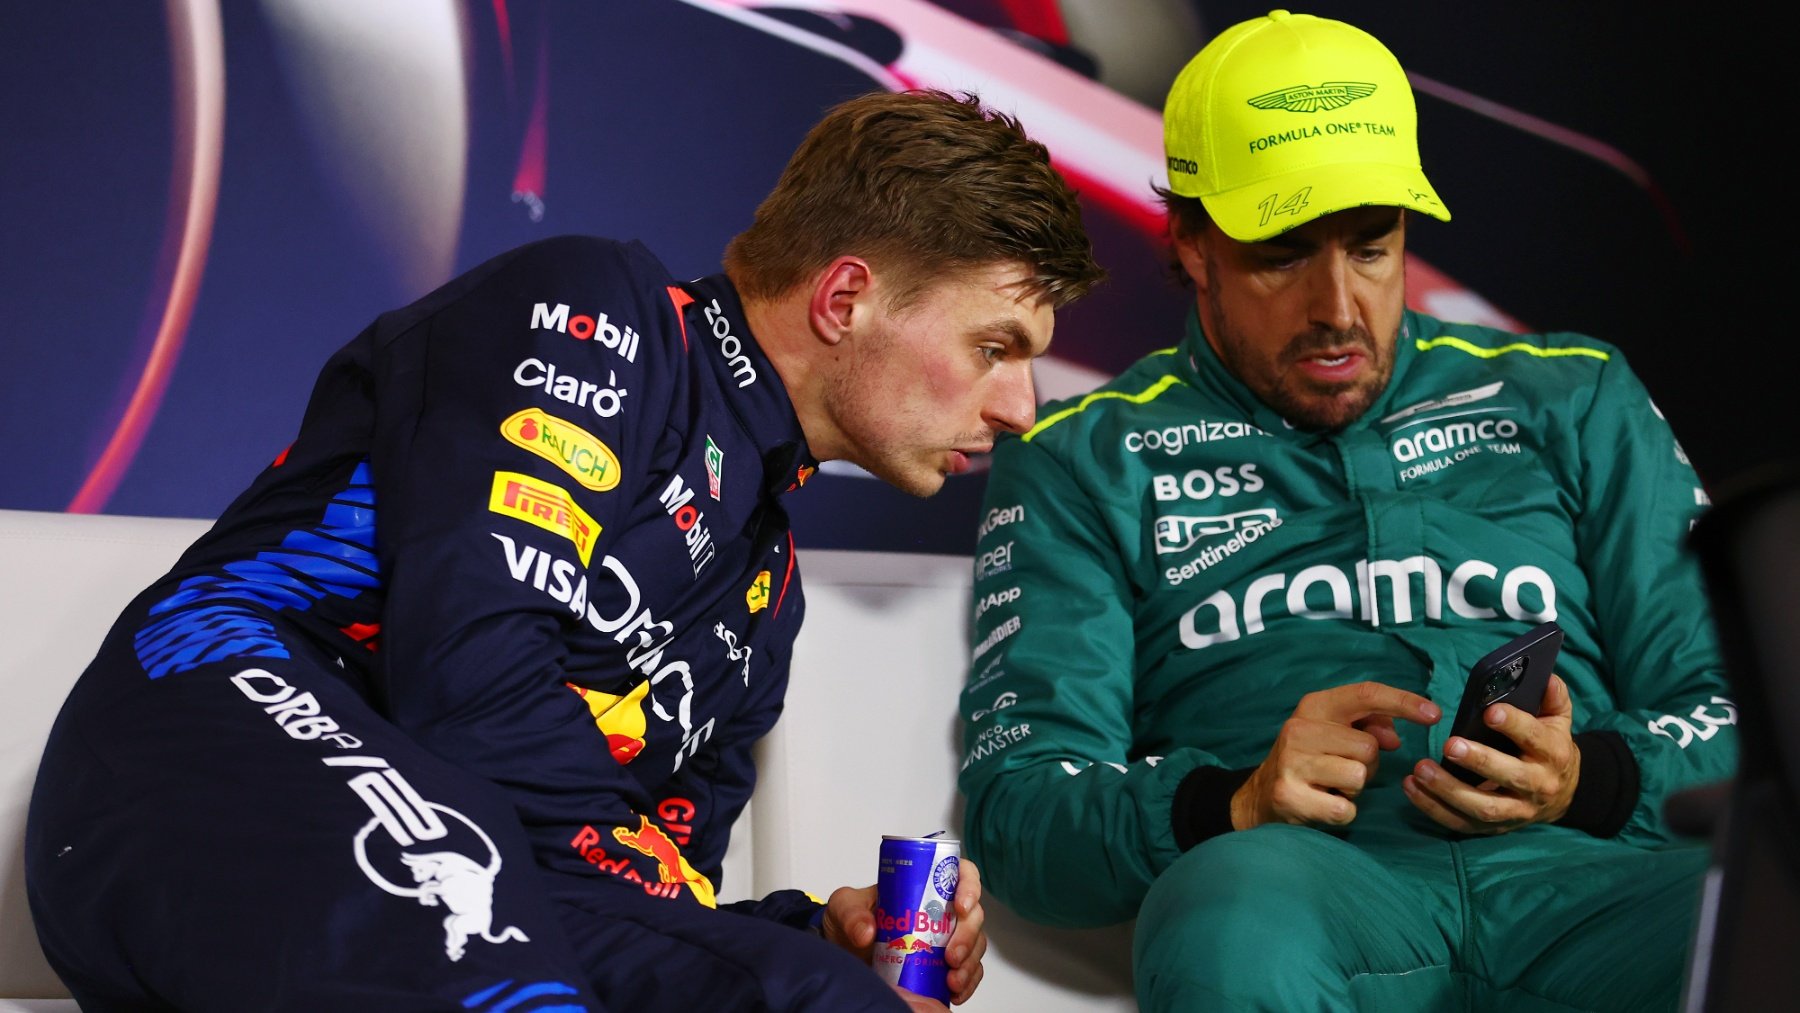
68 0 225 513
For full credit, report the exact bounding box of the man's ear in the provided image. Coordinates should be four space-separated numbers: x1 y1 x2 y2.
808 256 873 346
1172 229 1209 297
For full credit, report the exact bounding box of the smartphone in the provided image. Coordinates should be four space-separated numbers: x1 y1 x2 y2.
1443 621 1564 785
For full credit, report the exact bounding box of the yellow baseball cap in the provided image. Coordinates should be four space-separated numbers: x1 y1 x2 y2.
1163 9 1450 242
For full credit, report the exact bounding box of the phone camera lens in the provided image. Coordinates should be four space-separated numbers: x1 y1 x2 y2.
1483 658 1527 705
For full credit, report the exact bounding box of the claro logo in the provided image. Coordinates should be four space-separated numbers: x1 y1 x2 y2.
702 299 756 388
514 357 628 419
1179 556 1557 649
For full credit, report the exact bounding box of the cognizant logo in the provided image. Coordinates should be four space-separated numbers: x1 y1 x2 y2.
1123 420 1267 455
1179 555 1556 648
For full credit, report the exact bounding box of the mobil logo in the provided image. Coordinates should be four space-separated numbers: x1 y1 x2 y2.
529 302 640 362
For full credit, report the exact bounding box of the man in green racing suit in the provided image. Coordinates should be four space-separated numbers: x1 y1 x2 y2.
958 11 1737 1011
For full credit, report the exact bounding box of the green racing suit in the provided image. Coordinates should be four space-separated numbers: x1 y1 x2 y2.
958 308 1738 1009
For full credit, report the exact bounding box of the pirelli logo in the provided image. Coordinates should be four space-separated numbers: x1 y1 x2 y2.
488 471 601 565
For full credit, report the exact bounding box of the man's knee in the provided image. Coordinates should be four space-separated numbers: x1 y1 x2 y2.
1138 826 1352 958
1133 826 1413 1012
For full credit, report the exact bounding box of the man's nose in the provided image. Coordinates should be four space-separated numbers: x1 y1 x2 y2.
1307 254 1357 334
985 363 1037 435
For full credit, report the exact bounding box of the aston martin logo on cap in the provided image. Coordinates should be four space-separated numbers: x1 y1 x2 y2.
1247 82 1378 114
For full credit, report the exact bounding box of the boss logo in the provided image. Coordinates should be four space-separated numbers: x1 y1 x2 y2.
1152 464 1264 502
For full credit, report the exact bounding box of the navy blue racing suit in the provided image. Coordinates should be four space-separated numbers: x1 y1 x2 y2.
26 236 906 1013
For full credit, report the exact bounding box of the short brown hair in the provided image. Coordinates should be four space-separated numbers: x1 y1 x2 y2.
725 90 1103 309
1155 184 1211 288
1156 185 1211 243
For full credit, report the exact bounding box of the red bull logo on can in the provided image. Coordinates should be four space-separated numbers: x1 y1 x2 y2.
871 834 960 1003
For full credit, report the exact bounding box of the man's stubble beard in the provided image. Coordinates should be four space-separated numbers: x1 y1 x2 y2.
1204 272 1398 433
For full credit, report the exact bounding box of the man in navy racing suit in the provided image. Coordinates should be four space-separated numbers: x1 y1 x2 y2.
26 89 1103 1013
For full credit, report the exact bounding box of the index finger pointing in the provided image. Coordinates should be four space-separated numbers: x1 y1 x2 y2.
1298 681 1441 726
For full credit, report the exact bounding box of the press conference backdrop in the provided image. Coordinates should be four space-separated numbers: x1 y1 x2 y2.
3 1 1782 554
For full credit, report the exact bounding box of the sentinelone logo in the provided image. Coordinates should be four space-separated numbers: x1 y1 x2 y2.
1155 508 1279 557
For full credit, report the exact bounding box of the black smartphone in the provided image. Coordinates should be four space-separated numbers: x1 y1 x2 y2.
1443 621 1564 785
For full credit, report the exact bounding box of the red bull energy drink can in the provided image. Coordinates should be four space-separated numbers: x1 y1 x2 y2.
871 832 960 1002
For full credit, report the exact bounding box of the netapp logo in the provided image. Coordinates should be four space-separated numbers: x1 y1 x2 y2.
973 586 1020 620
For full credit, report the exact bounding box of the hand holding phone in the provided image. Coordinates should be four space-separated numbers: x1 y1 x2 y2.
1443 621 1563 785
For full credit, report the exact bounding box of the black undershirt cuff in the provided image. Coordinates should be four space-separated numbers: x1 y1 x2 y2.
1173 765 1256 851
1554 730 1640 838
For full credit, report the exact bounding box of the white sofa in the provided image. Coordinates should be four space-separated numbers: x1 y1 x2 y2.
0 508 1134 1012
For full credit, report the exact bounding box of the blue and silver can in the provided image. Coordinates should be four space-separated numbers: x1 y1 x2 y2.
871 832 960 1002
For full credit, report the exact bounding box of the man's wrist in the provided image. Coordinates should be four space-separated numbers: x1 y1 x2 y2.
1553 730 1639 837
1173 765 1256 850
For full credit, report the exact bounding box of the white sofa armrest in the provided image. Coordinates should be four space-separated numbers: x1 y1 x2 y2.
0 509 217 1005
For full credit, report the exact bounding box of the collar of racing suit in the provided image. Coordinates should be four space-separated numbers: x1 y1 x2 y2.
674 272 821 498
